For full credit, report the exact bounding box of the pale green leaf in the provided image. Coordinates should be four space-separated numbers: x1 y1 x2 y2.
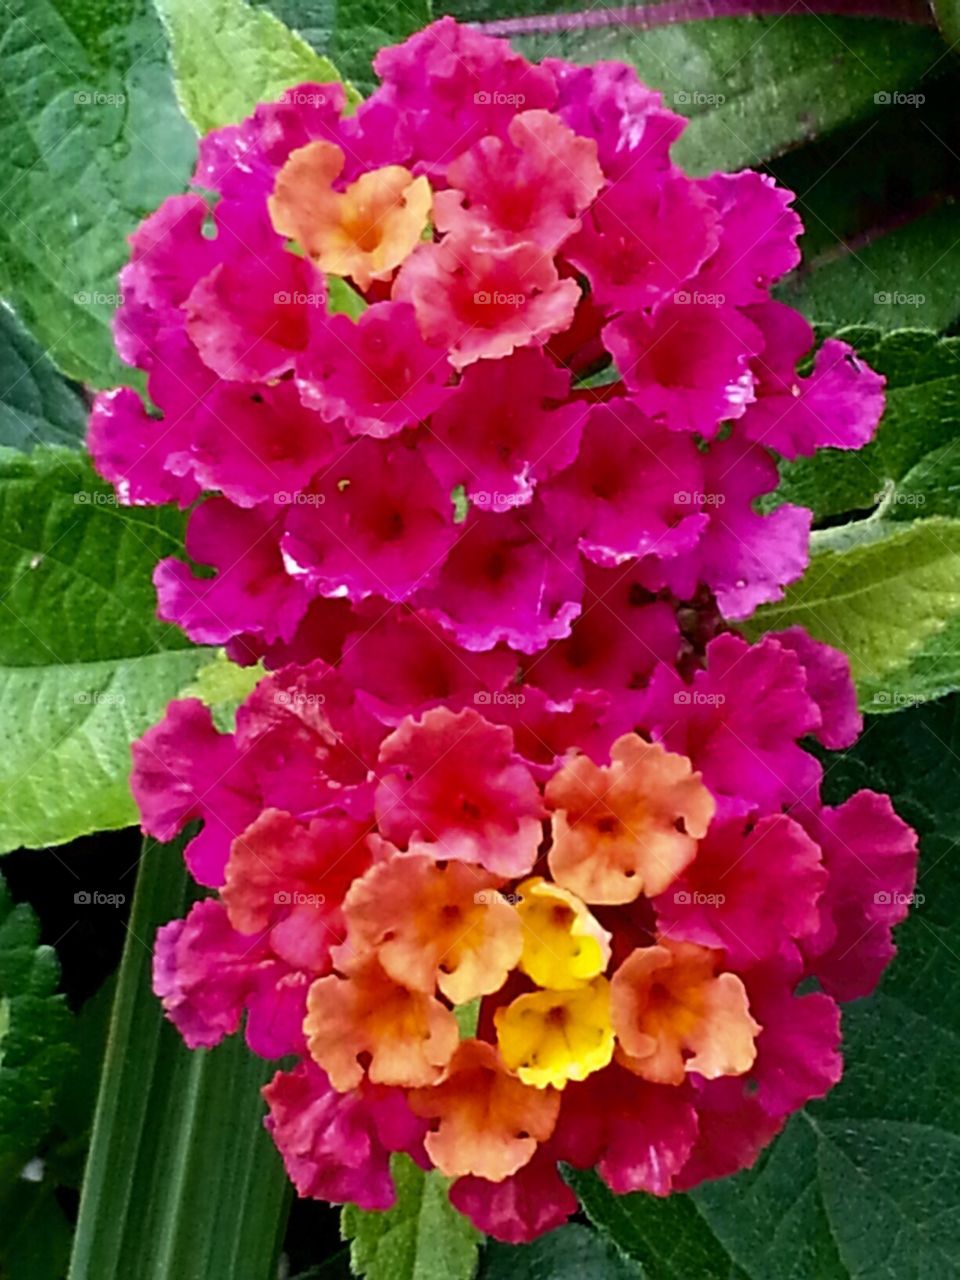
180 650 265 732
0 448 213 851
745 516 960 711
155 0 359 135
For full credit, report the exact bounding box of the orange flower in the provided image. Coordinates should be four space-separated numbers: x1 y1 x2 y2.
340 853 523 1005
546 734 714 904
269 140 432 289
610 939 760 1086
410 1039 560 1181
304 957 458 1091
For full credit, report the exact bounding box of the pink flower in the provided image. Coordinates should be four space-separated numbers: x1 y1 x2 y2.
541 401 708 567
799 791 918 1000
375 706 544 877
154 899 308 1057
421 348 586 509
264 1060 427 1209
131 698 259 888
281 438 456 602
565 170 719 314
435 109 604 251
653 814 827 964
370 16 557 173
604 301 763 436
740 301 886 459
643 632 823 817
296 301 453 438
692 172 802 306
88 387 199 509
109 20 917 1242
419 507 583 653
155 499 310 647
394 234 580 370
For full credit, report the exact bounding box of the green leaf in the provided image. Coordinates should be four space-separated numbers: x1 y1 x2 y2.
70 837 292 1280
326 0 432 95
749 328 960 711
0 309 86 452
480 1223 645 1279
326 276 369 321
342 1155 480 1280
770 75 960 333
155 0 360 135
471 9 942 175
567 1172 740 1280
0 875 75 1165
0 448 212 852
745 516 960 711
773 328 960 525
259 0 433 94
0 0 197 387
575 695 960 1280
0 1170 73 1280
180 650 265 732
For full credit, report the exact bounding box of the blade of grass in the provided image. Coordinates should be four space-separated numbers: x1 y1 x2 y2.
69 836 291 1280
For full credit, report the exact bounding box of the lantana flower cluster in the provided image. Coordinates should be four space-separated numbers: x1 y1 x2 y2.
90 17 884 656
93 16 917 1245
137 630 916 1242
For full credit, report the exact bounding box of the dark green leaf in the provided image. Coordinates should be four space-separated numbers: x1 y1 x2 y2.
69 838 292 1280
0 874 75 1164
0 309 86 451
480 1223 645 1279
773 328 960 525
454 4 943 175
771 74 960 332
0 1169 73 1280
568 1171 740 1280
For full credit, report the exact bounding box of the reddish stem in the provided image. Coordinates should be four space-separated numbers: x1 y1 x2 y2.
474 0 935 37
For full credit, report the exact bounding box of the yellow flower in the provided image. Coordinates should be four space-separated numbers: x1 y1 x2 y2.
516 876 611 989
495 977 614 1089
